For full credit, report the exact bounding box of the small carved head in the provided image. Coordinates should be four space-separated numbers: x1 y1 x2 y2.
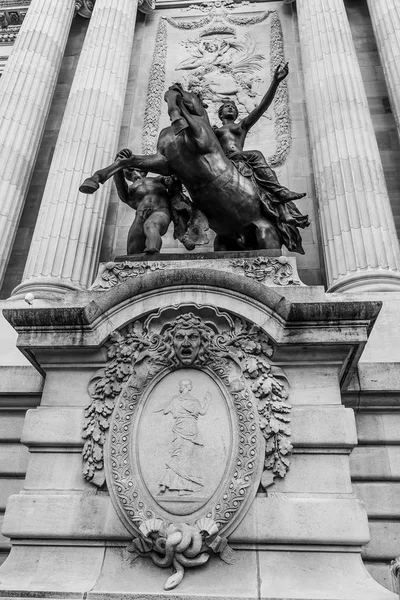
162 313 217 366
203 40 218 53
179 379 193 394
218 101 238 121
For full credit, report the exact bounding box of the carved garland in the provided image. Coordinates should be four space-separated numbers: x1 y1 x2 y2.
142 18 168 154
268 11 291 168
142 10 291 165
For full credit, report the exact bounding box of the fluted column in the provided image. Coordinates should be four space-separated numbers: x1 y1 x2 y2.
0 0 75 288
367 1 400 139
297 0 400 292
14 0 139 297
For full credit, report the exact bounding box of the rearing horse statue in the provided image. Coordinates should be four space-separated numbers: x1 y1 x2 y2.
80 78 308 252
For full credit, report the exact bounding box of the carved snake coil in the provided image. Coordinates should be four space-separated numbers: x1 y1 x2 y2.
149 523 209 590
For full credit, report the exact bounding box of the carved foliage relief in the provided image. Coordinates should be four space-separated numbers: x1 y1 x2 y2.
142 1 291 168
83 306 291 588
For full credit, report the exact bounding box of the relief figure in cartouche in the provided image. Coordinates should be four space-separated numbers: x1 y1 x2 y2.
157 379 211 496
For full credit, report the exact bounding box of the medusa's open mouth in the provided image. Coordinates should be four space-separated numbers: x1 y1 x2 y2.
180 346 193 357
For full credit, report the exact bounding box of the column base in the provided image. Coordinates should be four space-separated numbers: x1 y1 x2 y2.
12 277 85 300
328 270 400 293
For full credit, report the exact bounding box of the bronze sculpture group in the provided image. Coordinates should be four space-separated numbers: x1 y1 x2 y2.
80 63 309 254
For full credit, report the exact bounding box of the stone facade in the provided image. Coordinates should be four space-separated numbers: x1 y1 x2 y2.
0 0 400 598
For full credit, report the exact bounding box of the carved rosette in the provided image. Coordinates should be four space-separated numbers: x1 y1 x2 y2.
83 305 292 588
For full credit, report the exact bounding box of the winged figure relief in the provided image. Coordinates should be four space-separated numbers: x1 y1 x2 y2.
176 34 268 119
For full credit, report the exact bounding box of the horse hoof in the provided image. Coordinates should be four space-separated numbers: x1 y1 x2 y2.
79 178 100 194
144 247 159 254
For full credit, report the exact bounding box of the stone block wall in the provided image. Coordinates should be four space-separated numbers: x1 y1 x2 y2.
0 366 42 566
344 362 400 591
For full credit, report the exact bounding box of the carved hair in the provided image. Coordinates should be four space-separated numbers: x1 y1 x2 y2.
218 100 238 120
161 313 217 366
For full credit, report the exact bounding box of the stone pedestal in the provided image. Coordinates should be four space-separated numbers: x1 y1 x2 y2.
91 251 305 290
0 263 396 599
12 0 139 298
367 1 400 140
0 0 75 288
297 0 400 293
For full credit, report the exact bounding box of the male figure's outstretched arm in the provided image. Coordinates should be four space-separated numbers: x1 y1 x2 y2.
113 148 137 206
240 62 289 133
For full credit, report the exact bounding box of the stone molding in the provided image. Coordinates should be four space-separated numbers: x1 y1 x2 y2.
90 255 303 290
3 269 381 397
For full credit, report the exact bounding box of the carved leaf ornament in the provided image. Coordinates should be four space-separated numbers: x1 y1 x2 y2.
83 306 292 588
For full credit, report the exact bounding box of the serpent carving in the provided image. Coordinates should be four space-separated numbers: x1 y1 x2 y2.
126 517 234 590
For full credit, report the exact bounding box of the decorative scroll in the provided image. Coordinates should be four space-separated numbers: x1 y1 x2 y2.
230 256 301 286
91 261 166 290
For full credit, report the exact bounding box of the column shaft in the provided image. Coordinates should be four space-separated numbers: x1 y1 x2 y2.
15 0 138 296
297 0 400 292
367 0 400 139
0 0 75 288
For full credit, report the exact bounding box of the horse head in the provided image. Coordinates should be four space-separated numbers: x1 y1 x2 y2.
169 83 208 119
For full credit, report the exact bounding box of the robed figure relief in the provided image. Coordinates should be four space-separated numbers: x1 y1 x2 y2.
157 379 211 496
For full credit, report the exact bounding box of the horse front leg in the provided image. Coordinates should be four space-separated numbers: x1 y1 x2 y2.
79 152 171 194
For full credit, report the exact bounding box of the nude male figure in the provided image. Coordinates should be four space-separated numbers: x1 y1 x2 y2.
214 63 306 204
113 149 171 255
